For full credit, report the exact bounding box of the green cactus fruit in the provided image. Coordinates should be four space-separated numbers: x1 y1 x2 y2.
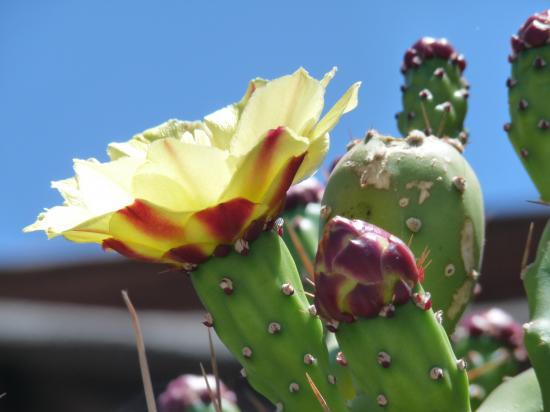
158 374 241 412
522 218 550 410
453 308 527 409
314 216 471 411
282 177 323 283
397 37 469 143
506 10 550 203
190 227 346 412
477 368 543 412
321 131 485 333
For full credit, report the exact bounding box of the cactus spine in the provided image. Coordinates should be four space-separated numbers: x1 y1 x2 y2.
282 177 323 282
314 216 471 411
191 229 346 412
522 219 550 410
321 131 484 333
397 37 469 143
506 10 550 203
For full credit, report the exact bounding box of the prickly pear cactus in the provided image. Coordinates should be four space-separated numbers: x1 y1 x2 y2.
321 131 485 333
453 308 527 409
158 374 241 412
397 37 469 143
522 219 550 410
477 368 543 412
506 10 550 203
191 228 347 412
282 177 323 281
314 216 471 412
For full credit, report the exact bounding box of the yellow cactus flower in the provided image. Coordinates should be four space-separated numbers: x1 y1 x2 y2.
25 68 360 268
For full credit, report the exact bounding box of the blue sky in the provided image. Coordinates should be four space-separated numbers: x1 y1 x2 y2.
2 0 549 266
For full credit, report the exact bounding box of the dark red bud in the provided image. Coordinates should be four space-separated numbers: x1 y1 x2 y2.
314 216 421 322
402 37 465 73
513 10 550 53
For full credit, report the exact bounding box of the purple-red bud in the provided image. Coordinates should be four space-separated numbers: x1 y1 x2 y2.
402 37 465 73
314 216 423 322
158 374 237 412
512 10 550 55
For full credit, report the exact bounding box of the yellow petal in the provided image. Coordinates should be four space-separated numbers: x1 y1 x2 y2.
73 157 142 215
108 119 214 160
293 132 329 183
310 81 361 141
222 126 308 203
321 67 337 88
132 138 232 212
204 104 239 151
230 68 325 157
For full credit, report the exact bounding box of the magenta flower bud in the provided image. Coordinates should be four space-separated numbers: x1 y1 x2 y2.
314 216 423 322
514 10 550 53
158 374 238 412
402 37 464 73
284 177 324 211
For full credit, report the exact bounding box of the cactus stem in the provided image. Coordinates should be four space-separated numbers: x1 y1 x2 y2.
289 383 300 393
445 263 456 277
519 98 529 111
377 351 392 368
203 312 214 327
377 394 388 407
452 176 467 193
430 367 444 380
281 282 295 296
268 322 282 334
336 351 348 367
242 346 253 358
219 277 234 295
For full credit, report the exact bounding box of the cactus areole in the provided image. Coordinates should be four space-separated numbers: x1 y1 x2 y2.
314 216 423 322
507 10 550 202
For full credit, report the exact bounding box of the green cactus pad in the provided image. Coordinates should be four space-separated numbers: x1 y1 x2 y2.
523 219 550 410
477 368 542 412
336 285 471 412
191 230 346 412
321 131 485 333
507 46 550 202
397 37 469 142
